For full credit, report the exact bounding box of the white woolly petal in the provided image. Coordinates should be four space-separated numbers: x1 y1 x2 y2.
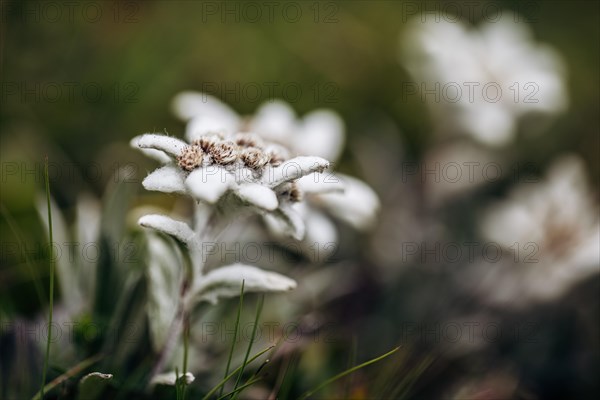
144 234 182 351
249 100 297 144
303 209 339 261
130 135 172 163
79 372 113 397
192 264 296 305
139 214 195 245
136 134 187 157
296 172 344 194
185 115 238 142
294 110 345 161
235 183 279 211
185 165 234 203
264 204 306 240
151 372 195 386
263 156 330 188
172 91 240 124
317 174 380 230
142 165 186 194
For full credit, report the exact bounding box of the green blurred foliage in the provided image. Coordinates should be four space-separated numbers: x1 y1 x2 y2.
1 1 598 398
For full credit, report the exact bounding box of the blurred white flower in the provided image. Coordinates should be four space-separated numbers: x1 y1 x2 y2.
150 371 195 386
479 155 599 305
171 92 380 257
400 12 568 146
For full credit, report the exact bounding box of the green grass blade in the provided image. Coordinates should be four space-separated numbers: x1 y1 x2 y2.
40 156 55 400
231 294 264 399
393 354 434 400
31 354 103 400
345 335 358 398
215 378 261 400
201 345 273 400
273 353 297 400
0 203 45 306
219 280 245 397
181 314 190 400
299 346 401 400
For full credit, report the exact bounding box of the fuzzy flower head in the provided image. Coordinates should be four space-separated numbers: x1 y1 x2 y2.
131 130 330 238
170 93 381 247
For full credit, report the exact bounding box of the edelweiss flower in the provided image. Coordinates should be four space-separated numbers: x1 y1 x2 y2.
132 130 318 350
477 155 599 306
131 132 329 223
399 12 568 146
171 92 380 248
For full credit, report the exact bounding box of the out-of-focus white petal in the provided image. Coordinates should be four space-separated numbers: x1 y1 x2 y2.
303 209 339 262
185 115 238 142
263 156 330 188
460 103 515 147
136 134 187 158
145 234 183 352
317 174 380 230
130 135 172 164
191 264 296 305
151 371 195 386
294 110 345 161
185 165 234 203
235 183 278 211
172 91 240 124
296 172 344 194
264 204 306 240
249 100 296 144
142 165 186 194
139 214 195 245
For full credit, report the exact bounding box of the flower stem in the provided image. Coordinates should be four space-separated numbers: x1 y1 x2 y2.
40 156 55 400
150 289 186 380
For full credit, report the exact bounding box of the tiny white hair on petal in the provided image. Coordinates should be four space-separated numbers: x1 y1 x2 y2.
294 110 345 162
139 214 195 245
130 135 172 164
263 156 330 188
185 165 235 204
318 174 380 230
142 165 186 194
136 134 187 157
150 371 195 386
191 264 296 305
235 183 279 211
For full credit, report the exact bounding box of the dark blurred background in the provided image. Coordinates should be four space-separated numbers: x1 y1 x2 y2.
1 1 599 399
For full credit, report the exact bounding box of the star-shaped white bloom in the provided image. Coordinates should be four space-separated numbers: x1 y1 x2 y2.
171 93 380 252
478 155 599 305
400 12 568 146
131 133 329 216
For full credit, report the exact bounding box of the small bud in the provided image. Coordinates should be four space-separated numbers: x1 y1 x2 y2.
210 141 239 165
280 182 303 202
265 145 290 167
193 135 220 152
177 145 204 172
233 132 263 149
241 147 270 170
